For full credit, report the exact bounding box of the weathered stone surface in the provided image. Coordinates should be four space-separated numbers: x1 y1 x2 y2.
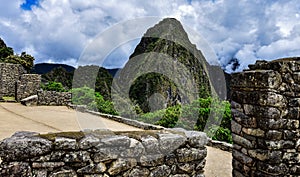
248 150 282 163
16 74 41 102
230 70 282 89
64 151 91 163
232 109 257 128
266 140 294 150
128 167 150 177
243 104 281 119
177 148 206 163
0 132 52 161
55 137 77 150
77 163 106 174
232 133 254 149
79 135 100 150
231 120 242 134
184 131 207 148
158 133 187 154
232 150 253 167
139 154 164 167
120 138 145 158
0 162 32 177
177 163 195 174
257 162 288 175
32 162 65 168
149 165 171 177
93 147 120 162
101 136 130 147
108 158 137 175
231 58 300 176
141 135 160 154
21 95 38 106
49 168 77 177
37 90 71 106
0 130 207 176
242 127 265 137
265 130 282 140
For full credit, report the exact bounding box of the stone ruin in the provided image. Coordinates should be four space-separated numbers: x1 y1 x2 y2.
0 129 208 177
231 57 300 176
0 63 71 106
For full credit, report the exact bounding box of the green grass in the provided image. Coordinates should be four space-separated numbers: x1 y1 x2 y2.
2 96 15 101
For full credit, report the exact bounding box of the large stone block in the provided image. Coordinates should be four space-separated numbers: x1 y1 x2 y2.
231 70 282 89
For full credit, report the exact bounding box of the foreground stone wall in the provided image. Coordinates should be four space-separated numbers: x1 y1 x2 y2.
0 63 26 98
0 129 207 177
37 90 72 106
16 74 41 102
231 58 300 176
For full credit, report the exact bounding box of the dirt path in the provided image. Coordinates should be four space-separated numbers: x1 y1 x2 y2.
205 146 232 177
0 103 232 176
0 103 142 139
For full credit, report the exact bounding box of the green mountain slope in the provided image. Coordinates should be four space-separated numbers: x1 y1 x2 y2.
114 18 211 113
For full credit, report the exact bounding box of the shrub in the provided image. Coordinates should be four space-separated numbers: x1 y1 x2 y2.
71 86 118 115
41 81 66 92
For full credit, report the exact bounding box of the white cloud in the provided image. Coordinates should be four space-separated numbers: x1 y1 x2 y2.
0 0 300 72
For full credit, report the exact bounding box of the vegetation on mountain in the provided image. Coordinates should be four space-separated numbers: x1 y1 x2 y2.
72 65 113 101
42 67 73 90
41 81 67 92
138 97 232 143
0 38 34 72
71 86 117 115
119 18 211 113
32 63 75 74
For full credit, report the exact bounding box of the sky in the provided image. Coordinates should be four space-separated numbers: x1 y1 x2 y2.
0 0 300 72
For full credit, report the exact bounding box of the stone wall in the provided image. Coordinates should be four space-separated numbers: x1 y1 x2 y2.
37 90 72 106
16 74 41 102
0 63 26 98
231 58 300 176
0 129 207 177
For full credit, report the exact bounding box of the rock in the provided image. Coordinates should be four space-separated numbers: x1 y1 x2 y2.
55 137 77 150
158 133 187 154
141 135 160 154
149 165 171 177
108 158 137 175
20 95 38 106
0 132 52 161
49 168 77 177
176 148 207 163
77 163 106 174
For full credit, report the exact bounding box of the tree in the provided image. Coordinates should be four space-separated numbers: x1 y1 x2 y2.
41 81 66 92
2 52 35 72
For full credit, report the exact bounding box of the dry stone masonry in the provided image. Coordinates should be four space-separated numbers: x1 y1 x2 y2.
16 74 41 102
0 63 72 106
231 58 300 176
0 63 26 99
0 129 207 177
37 90 72 106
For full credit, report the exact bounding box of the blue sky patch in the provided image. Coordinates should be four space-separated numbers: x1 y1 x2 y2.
21 0 40 10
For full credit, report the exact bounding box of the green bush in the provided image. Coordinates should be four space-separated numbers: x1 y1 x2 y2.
71 86 118 115
41 81 66 92
155 105 181 128
138 97 233 143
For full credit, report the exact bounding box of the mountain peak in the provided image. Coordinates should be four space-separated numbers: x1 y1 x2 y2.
142 18 190 46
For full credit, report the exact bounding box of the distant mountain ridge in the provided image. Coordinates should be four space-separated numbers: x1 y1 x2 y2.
32 63 75 74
